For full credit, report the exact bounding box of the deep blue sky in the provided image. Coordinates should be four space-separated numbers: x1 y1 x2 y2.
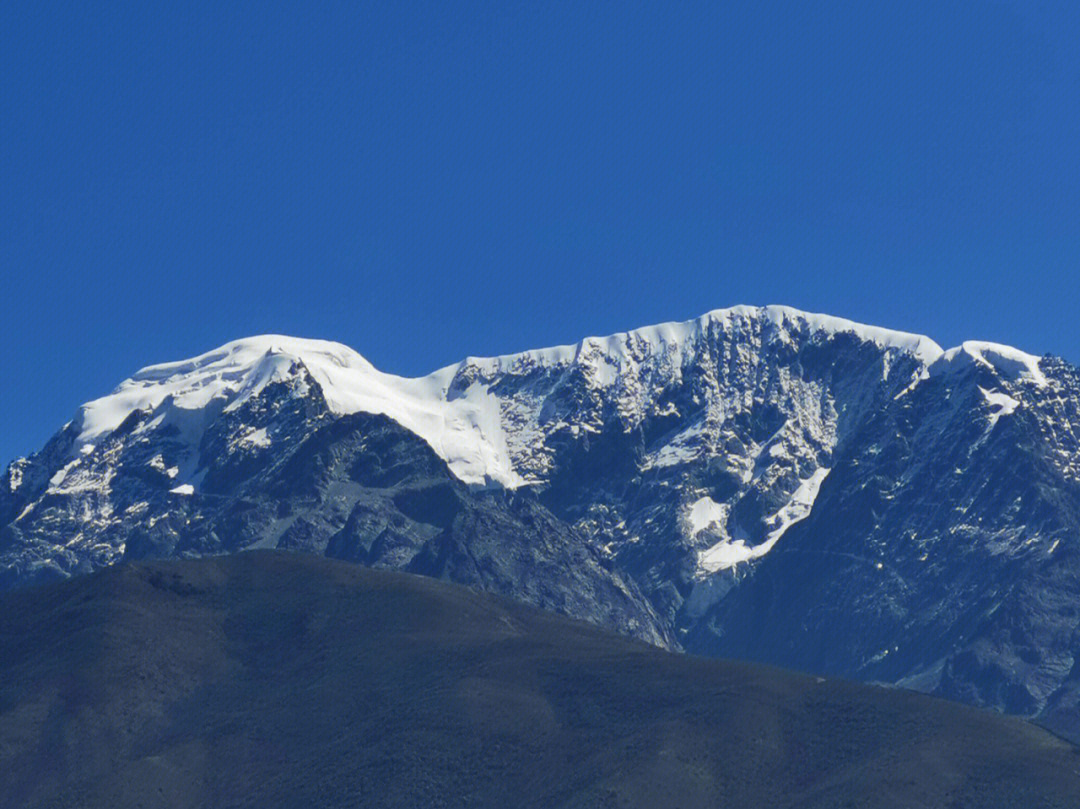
3 1 1079 466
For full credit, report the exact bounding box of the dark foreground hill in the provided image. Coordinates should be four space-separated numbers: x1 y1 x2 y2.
2 552 1079 809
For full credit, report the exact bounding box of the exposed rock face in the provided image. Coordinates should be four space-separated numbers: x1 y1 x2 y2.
695 350 1080 737
5 305 1080 735
0 370 667 647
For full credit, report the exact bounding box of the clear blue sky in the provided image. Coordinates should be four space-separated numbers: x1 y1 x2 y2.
3 1 1079 467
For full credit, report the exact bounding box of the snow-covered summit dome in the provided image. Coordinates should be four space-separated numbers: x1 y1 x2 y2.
75 335 377 445
929 340 1047 387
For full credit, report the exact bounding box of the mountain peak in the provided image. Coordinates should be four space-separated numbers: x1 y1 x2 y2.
706 305 944 364
449 305 944 378
64 307 950 488
74 335 377 449
929 340 1048 387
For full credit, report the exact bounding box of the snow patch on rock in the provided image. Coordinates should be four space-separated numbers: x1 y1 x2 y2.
8 460 26 492
49 459 80 489
698 467 831 572
980 386 1020 420
237 427 272 449
686 496 728 537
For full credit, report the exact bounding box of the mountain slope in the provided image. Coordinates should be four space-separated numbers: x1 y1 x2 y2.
4 304 1080 735
695 347 1080 733
2 551 1078 809
0 394 667 646
0 306 936 611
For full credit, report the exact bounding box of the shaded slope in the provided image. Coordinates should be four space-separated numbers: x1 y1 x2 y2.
1 399 667 647
694 353 1080 734
1 552 1079 809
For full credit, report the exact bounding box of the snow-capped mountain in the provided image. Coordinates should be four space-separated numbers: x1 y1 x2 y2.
4 305 1079 736
694 342 1080 738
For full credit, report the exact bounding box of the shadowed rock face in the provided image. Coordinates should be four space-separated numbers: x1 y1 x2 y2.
0 382 669 648
2 551 1079 809
5 307 1080 736
692 355 1080 737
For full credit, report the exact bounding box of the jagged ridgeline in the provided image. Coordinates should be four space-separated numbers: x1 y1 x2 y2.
4 305 1080 738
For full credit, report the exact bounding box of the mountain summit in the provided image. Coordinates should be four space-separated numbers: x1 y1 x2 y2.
4 305 1080 737
67 305 945 489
